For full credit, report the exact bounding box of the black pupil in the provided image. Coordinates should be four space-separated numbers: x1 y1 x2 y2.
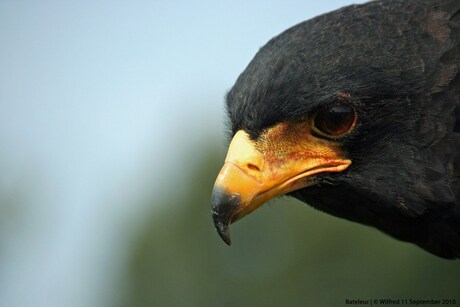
315 104 355 136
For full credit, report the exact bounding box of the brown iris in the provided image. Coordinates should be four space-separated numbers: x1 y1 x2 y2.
313 104 357 137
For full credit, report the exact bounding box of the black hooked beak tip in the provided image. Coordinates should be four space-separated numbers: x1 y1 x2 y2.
211 186 240 245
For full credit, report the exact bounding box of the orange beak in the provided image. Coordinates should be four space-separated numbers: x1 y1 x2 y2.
211 124 351 245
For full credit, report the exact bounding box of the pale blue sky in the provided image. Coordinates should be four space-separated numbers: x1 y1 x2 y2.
0 1 365 306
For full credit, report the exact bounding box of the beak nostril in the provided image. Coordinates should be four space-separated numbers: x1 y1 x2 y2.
247 163 260 172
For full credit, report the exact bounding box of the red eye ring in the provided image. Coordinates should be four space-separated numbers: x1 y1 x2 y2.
312 103 357 138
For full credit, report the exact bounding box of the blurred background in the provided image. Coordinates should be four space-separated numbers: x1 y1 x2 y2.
1 1 459 307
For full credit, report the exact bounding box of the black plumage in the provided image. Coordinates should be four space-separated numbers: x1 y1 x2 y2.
215 0 460 259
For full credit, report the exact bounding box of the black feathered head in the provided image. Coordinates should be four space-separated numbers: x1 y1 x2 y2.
212 0 460 259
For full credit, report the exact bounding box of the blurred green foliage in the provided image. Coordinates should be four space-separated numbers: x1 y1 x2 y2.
118 146 460 307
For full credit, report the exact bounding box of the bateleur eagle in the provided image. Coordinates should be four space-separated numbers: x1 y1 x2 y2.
211 0 460 259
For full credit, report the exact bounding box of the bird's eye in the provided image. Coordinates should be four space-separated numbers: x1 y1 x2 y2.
312 104 357 137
